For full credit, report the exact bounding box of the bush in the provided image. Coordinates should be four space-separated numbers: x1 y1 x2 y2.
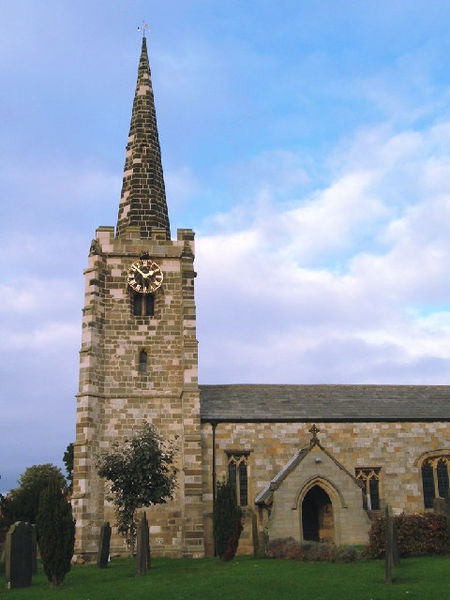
266 537 358 562
213 480 243 561
97 422 176 554
0 465 66 530
366 512 448 558
36 477 75 587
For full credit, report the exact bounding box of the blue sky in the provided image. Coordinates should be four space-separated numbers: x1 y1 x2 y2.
1 1 449 493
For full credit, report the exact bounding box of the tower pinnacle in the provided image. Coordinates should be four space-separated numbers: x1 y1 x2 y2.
116 36 171 239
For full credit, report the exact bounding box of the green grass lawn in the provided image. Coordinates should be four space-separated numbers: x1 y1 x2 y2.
5 555 450 599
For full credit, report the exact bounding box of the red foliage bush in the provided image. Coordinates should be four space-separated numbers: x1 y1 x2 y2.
221 520 242 562
366 512 448 558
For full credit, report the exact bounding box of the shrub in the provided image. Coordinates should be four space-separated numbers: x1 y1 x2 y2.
266 537 358 562
36 477 75 587
366 512 448 558
335 544 358 563
97 422 177 554
213 480 243 561
0 464 66 530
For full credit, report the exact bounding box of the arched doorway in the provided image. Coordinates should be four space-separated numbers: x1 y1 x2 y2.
302 485 334 542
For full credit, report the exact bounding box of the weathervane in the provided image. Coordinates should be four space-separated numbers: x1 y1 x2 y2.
137 20 150 38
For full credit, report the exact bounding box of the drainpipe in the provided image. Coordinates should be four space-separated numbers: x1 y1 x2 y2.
212 421 217 504
211 420 217 556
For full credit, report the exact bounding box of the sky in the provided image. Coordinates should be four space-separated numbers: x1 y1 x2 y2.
1 0 449 493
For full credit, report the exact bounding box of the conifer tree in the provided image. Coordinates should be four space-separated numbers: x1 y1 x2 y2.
213 479 243 561
36 477 75 587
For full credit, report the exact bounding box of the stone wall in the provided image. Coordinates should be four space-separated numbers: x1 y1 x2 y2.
73 225 203 560
201 420 450 554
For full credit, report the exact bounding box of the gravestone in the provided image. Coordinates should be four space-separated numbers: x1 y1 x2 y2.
144 513 151 570
31 525 37 575
384 505 393 584
135 512 150 576
433 496 450 517
96 522 111 569
433 495 450 545
4 521 33 589
392 515 400 568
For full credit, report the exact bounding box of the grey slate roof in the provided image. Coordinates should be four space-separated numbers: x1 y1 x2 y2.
199 384 450 422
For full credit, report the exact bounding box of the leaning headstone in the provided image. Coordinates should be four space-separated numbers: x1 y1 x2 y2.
4 521 33 589
143 513 151 570
433 496 450 517
385 505 393 584
31 524 37 575
96 522 111 569
392 514 400 568
433 495 450 546
135 512 150 576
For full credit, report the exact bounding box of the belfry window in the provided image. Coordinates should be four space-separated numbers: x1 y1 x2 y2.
227 452 249 507
132 291 154 317
355 467 381 510
421 455 450 509
138 349 148 373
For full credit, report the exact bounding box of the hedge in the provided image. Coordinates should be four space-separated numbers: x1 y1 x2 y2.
366 512 448 558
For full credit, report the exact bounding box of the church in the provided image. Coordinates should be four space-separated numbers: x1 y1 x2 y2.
72 37 450 560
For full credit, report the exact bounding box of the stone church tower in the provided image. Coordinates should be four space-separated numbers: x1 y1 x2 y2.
72 37 204 559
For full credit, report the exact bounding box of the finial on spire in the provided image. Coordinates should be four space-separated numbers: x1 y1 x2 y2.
137 20 150 38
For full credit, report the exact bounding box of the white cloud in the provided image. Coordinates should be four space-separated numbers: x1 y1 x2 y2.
196 120 450 384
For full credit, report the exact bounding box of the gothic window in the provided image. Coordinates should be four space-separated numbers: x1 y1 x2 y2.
138 349 147 373
355 467 381 510
421 455 450 509
132 291 154 317
227 452 249 507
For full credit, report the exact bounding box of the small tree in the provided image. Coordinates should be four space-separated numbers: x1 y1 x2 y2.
213 479 243 561
63 443 74 491
97 422 177 553
36 477 75 587
0 464 66 529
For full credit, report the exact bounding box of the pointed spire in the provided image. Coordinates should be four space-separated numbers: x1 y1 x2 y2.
116 37 171 239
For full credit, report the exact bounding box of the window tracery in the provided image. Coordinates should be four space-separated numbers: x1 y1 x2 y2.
227 452 249 507
421 455 449 509
355 467 381 510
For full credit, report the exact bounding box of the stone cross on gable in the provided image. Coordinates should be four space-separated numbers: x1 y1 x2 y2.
309 424 320 440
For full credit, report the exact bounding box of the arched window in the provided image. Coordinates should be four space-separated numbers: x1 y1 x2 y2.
227 452 250 507
138 349 147 373
420 454 449 509
355 467 381 510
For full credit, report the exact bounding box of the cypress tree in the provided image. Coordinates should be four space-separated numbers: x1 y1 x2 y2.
213 480 243 561
36 477 75 587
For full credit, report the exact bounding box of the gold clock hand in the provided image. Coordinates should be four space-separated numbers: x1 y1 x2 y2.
133 266 147 277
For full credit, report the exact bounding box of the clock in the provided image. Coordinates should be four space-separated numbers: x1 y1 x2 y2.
127 258 163 293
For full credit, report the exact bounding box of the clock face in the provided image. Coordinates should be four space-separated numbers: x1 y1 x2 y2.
127 258 163 293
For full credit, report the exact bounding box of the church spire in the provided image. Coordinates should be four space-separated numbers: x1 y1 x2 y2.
116 36 171 239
